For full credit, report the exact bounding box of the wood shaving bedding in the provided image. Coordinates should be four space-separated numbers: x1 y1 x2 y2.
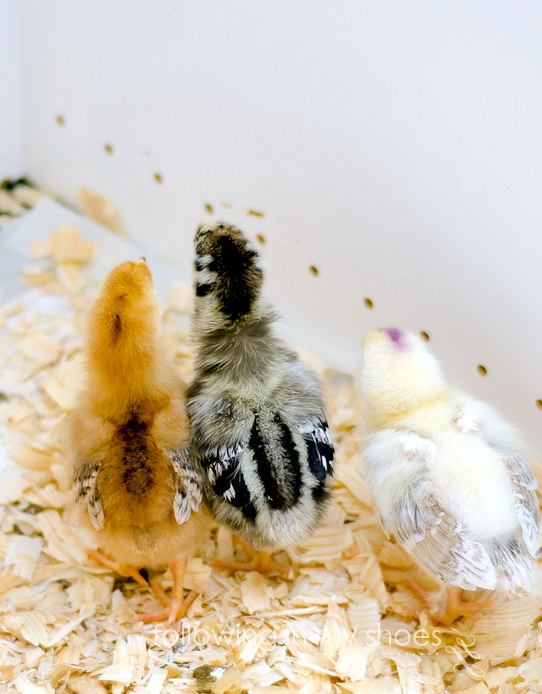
0 223 541 693
75 189 124 236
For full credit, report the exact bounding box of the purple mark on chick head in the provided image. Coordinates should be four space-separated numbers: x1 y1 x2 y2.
382 328 407 350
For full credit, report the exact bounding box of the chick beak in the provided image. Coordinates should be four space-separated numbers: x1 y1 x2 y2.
136 256 147 265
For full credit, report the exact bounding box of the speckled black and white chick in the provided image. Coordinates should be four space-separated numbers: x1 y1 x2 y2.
187 223 334 570
359 328 541 614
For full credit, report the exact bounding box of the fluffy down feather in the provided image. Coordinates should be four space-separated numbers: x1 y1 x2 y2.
188 223 334 550
68 258 208 620
358 328 540 594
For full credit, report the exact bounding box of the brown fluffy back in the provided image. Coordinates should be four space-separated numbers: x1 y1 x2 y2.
97 412 177 528
72 259 190 533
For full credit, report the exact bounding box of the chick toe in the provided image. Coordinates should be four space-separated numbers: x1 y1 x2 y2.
212 537 287 575
86 548 147 586
137 556 198 623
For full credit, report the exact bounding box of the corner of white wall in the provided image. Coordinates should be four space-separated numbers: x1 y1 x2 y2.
0 0 24 181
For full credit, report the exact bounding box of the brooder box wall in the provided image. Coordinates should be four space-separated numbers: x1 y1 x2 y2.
2 0 542 448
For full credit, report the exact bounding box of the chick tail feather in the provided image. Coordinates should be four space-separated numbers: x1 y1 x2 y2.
490 538 536 593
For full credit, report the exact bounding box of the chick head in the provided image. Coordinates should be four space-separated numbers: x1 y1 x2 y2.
359 328 446 419
193 222 263 323
90 257 159 348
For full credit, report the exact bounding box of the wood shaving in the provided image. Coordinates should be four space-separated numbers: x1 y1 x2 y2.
241 572 272 614
167 282 193 315
67 676 108 694
18 332 62 367
49 226 95 264
20 266 55 288
1 222 542 693
0 189 25 215
76 188 124 235
10 184 48 209
7 443 55 472
56 263 86 294
5 536 43 580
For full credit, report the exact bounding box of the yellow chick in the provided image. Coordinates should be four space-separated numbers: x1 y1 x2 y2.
358 328 541 620
68 258 207 623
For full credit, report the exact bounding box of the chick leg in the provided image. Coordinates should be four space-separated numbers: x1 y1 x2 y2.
86 549 148 586
404 578 493 624
441 586 494 624
148 578 170 608
212 536 287 575
137 557 198 624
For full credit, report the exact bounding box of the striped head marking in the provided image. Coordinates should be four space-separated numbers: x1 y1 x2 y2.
193 222 263 321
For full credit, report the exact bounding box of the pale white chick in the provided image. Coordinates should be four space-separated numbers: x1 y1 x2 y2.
188 223 334 573
358 328 541 620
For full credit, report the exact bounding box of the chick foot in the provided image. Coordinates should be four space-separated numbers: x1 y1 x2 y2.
137 556 198 624
86 549 148 586
405 578 493 625
441 586 494 624
212 536 287 575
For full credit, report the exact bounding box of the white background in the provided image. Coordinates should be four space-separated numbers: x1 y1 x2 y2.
3 0 542 448
0 0 23 177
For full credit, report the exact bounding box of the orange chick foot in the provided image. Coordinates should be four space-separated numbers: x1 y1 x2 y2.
137 588 198 623
212 536 287 575
405 578 493 625
86 548 148 586
440 586 494 624
137 556 198 624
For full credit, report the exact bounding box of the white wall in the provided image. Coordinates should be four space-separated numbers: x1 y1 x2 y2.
0 0 23 180
10 0 542 448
